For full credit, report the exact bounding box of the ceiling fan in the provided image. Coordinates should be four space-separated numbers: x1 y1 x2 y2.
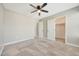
29 3 48 16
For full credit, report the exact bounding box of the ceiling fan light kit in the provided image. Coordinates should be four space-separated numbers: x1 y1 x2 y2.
30 3 48 16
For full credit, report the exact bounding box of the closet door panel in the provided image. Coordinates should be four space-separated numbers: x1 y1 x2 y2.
47 19 55 40
38 21 43 39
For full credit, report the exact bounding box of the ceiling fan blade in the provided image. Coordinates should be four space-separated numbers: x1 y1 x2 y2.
31 10 38 13
41 3 47 8
41 10 48 13
29 4 36 9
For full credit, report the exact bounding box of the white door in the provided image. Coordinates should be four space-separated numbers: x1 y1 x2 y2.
47 19 55 40
38 21 43 39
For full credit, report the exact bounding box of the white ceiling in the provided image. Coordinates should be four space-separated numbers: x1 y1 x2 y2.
3 3 79 20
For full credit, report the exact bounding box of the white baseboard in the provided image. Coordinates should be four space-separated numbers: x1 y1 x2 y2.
0 38 33 56
66 43 79 47
4 39 33 46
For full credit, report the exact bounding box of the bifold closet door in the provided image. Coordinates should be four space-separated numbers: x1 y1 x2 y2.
38 21 43 39
47 19 55 40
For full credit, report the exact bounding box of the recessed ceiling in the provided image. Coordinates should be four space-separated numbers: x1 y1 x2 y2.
3 3 79 20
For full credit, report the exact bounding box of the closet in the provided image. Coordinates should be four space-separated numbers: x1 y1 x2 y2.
55 16 65 43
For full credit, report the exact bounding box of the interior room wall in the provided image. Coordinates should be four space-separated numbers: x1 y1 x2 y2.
0 4 4 56
0 4 4 45
39 6 79 47
3 9 36 44
66 12 79 46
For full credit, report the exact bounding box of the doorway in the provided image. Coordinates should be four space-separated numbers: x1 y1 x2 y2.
55 16 65 43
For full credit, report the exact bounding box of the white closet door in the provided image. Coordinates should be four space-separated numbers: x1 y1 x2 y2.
38 21 43 39
47 19 55 40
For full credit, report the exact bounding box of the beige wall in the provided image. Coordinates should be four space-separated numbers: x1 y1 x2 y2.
0 4 4 44
55 16 65 24
55 24 65 39
55 16 65 39
0 4 37 44
3 9 36 43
